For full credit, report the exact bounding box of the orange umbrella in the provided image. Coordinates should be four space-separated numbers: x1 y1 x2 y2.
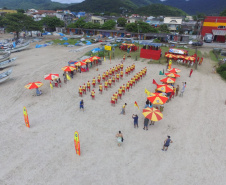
62 66 76 71
82 58 93 63
160 77 176 84
142 108 163 121
44 74 59 80
175 55 185 59
169 68 181 73
185 56 195 61
165 54 175 58
156 84 174 93
165 72 180 78
24 81 43 89
75 61 86 66
147 93 168 105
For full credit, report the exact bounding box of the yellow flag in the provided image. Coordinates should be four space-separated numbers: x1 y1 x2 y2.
50 82 53 89
105 45 111 51
104 56 106 61
66 74 71 81
145 88 151 96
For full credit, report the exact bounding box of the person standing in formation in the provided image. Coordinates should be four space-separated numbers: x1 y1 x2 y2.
99 83 103 94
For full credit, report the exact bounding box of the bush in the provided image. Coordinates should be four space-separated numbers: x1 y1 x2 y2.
153 38 161 43
217 63 226 79
97 51 105 57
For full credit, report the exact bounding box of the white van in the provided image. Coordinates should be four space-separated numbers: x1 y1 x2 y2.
204 33 213 43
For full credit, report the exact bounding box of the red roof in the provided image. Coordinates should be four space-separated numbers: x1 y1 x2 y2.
204 16 226 23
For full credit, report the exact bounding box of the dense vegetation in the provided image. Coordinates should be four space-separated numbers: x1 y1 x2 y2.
217 63 226 80
0 0 67 10
135 4 187 16
220 9 226 16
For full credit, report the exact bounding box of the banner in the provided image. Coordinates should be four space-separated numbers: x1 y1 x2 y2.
74 131 80 156
23 106 30 128
104 45 111 51
145 88 151 96
66 74 71 81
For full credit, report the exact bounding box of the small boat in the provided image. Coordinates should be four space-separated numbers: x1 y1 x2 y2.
5 42 30 53
0 57 16 69
0 68 13 83
0 51 11 62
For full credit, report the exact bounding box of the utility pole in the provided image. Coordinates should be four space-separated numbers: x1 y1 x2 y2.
137 24 139 40
195 46 198 69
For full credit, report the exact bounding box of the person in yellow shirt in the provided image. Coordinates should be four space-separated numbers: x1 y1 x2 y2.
120 63 123 71
109 68 112 76
125 67 128 76
108 78 112 88
123 54 126 61
126 81 130 92
87 81 90 92
112 67 115 75
97 74 101 84
122 84 126 94
112 75 116 84
173 87 176 98
128 66 131 74
92 77 96 88
111 95 115 106
99 83 103 94
132 77 135 86
120 70 123 79
116 73 120 82
129 79 133 89
91 89 95 99
102 72 105 81
135 74 138 83
79 86 83 97
115 65 118 73
104 80 108 90
82 83 86 94
130 65 133 72
105 70 109 79
118 87 122 99
120 103 127 115
142 69 145 77
139 72 142 80
114 92 118 103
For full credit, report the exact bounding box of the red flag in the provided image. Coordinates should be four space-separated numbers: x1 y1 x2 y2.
153 79 158 86
134 101 139 110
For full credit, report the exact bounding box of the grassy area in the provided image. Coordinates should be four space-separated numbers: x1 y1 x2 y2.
209 51 219 62
52 38 82 45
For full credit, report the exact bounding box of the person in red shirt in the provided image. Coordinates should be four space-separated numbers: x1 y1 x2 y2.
189 69 193 77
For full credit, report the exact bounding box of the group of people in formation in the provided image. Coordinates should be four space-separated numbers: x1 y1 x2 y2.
111 67 147 106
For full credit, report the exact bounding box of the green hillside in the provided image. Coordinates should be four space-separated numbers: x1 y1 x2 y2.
135 4 187 16
0 0 67 10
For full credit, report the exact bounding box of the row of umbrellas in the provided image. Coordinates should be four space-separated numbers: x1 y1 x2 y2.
165 53 196 61
142 68 181 122
24 56 102 90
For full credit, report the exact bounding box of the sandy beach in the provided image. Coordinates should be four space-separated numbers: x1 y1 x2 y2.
0 36 226 185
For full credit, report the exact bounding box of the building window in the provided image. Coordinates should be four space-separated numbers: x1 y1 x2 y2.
218 26 226 29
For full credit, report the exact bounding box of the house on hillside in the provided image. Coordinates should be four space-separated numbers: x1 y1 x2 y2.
56 10 75 26
26 9 56 21
127 17 143 23
146 18 163 27
201 16 226 42
164 17 182 32
181 21 196 34
91 16 107 25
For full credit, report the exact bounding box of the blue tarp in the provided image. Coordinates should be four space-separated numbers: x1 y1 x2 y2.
86 41 92 45
68 61 77 65
63 42 69 45
35 44 47 48
59 33 64 36
75 43 79 46
63 37 68 40
91 48 101 53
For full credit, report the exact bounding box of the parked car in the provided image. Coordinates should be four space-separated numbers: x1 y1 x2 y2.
192 41 203 46
204 33 213 43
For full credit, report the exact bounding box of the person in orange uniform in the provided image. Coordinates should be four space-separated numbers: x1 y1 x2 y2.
122 84 126 94
112 75 116 84
108 78 112 88
82 83 86 94
105 70 109 79
128 66 131 75
92 77 96 88
118 87 122 99
126 81 130 92
91 89 95 99
123 54 126 61
120 63 123 71
112 67 115 75
116 73 120 82
111 94 115 106
79 86 83 97
99 83 103 94
129 79 133 89
87 81 90 92
125 67 128 76
102 72 105 81
104 80 108 90
114 92 118 103
120 70 123 79
97 74 101 84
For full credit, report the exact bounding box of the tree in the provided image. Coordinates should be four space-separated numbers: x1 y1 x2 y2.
83 22 100 29
117 17 127 27
125 22 158 33
101 20 116 30
17 9 25 14
220 9 226 16
40 16 64 31
158 24 169 33
4 13 39 39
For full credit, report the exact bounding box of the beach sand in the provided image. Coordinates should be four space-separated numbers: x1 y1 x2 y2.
0 37 226 185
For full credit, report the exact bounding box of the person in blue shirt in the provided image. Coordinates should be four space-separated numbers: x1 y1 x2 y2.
80 99 84 112
162 136 173 151
132 114 138 128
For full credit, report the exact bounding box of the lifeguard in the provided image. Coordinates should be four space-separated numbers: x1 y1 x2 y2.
102 73 105 81
112 75 116 84
118 87 122 99
91 89 95 99
122 84 126 94
79 86 83 97
129 79 133 88
92 77 96 88
125 68 128 76
97 74 101 84
120 63 123 70
87 81 90 91
123 54 126 61
112 67 115 75
132 77 135 86
108 78 112 88
109 68 112 76
111 95 115 106
115 65 118 73
99 83 103 94
105 70 109 79
104 80 108 90
135 74 138 83
82 83 86 94
128 66 131 74
114 92 118 103
126 81 130 91
120 70 123 79
116 73 120 82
